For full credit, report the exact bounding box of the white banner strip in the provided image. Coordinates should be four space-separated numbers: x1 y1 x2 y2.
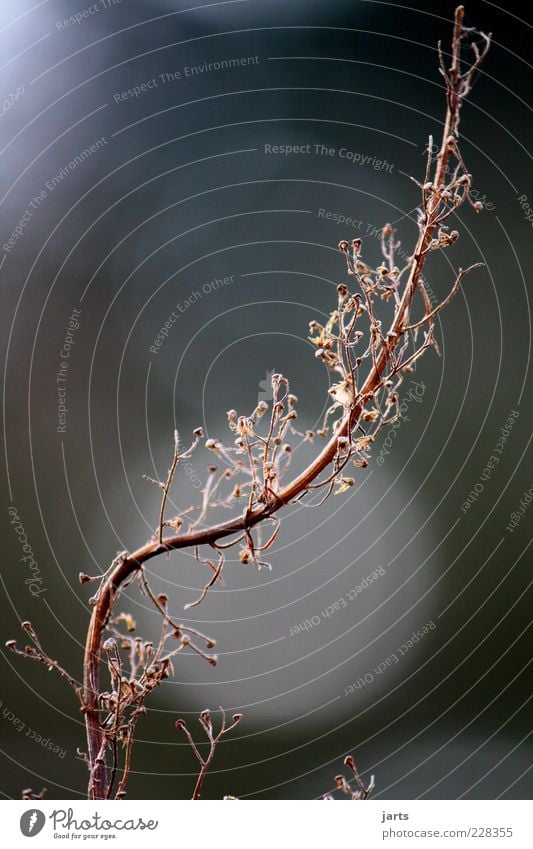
2 799 529 848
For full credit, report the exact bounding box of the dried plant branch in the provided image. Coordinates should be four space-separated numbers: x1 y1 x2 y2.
157 430 180 545
6 621 80 695
21 787 47 801
184 548 225 610
7 6 490 800
323 756 375 800
176 709 242 800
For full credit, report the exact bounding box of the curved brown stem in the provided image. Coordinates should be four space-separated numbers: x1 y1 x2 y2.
81 6 485 798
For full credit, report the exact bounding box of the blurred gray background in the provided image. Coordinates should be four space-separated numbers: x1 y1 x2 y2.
0 0 531 800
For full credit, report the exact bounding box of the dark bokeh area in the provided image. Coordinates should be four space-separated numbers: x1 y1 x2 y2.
0 0 531 800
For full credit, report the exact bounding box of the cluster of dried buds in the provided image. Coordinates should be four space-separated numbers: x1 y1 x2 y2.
323 755 375 800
